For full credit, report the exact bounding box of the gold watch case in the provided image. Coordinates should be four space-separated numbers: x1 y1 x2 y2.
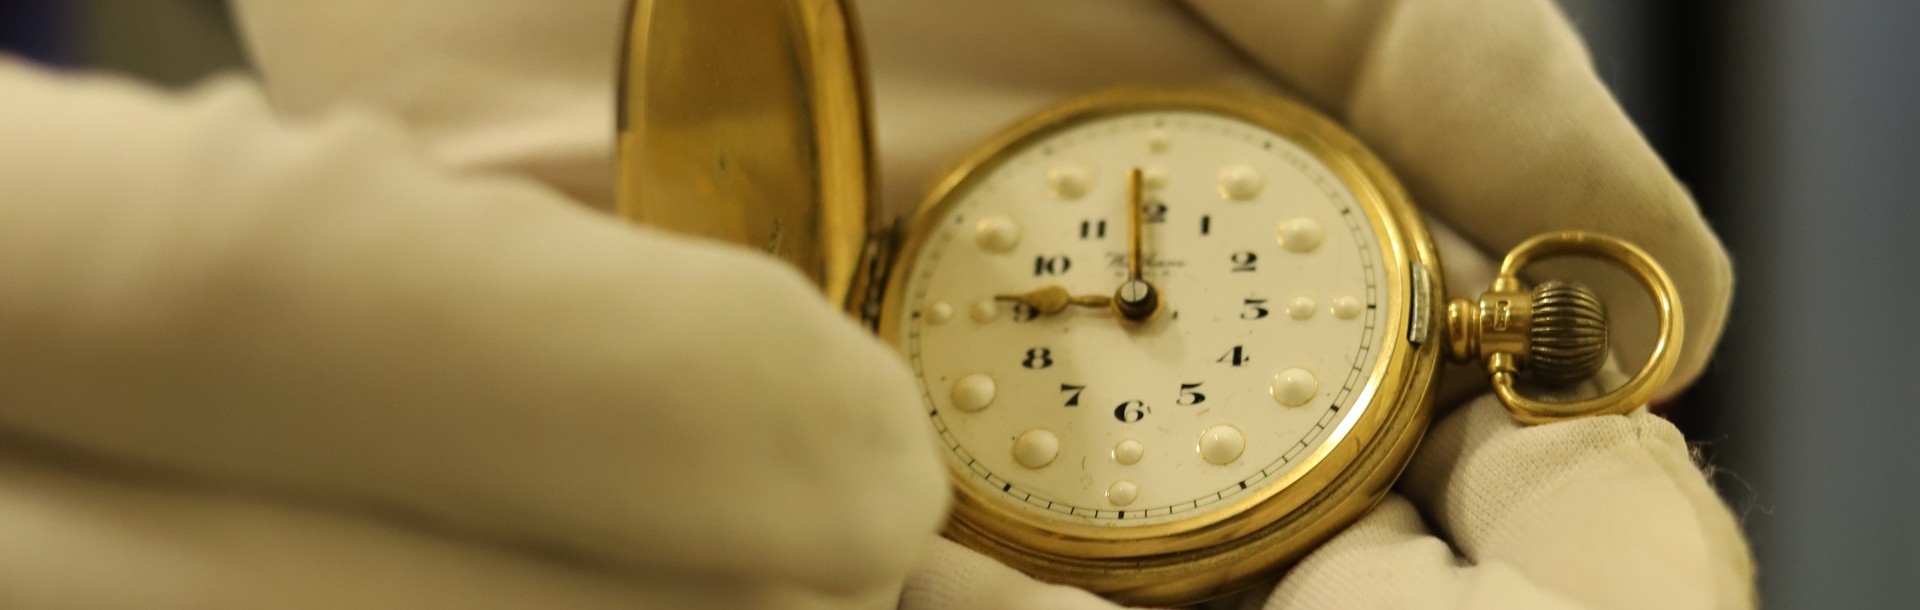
873 87 1443 603
617 0 874 308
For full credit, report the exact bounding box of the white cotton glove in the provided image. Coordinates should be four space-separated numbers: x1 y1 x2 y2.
862 1 1751 609
0 55 947 609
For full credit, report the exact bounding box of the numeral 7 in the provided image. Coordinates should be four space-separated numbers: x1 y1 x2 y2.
1060 383 1086 407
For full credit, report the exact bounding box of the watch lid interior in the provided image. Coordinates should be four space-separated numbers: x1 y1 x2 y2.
616 0 874 306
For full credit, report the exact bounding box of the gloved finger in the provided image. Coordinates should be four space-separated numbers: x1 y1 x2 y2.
232 0 628 212
860 0 1298 219
0 60 947 595
1249 494 1582 610
899 538 1135 610
0 445 895 610
1182 0 1735 397
1392 381 1755 608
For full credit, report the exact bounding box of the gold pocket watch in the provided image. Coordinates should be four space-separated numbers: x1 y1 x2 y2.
616 0 1683 604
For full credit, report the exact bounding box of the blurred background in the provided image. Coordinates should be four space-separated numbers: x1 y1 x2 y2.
3 0 1915 606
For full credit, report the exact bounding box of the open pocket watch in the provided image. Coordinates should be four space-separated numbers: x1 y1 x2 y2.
615 0 1684 604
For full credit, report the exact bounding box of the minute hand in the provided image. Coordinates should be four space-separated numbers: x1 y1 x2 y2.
1114 168 1161 323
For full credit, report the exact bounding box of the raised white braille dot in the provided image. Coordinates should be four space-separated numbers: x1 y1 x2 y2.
974 216 1020 252
1198 425 1246 465
1278 216 1324 252
1113 439 1145 465
1048 165 1092 200
1147 131 1171 153
1270 367 1319 407
1013 429 1060 469
1218 165 1264 200
925 302 953 325
1332 297 1363 320
969 299 998 323
1143 166 1170 189
951 374 996 412
1107 480 1139 507
1287 297 1317 320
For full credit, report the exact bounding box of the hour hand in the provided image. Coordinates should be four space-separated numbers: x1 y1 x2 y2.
995 285 1112 316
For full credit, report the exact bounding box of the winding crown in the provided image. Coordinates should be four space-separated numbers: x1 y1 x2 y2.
1526 281 1608 384
1444 280 1611 386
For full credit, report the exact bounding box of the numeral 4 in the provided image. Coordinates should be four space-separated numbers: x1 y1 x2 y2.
1217 345 1249 367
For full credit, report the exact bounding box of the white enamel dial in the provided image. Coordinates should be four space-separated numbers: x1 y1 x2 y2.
897 111 1394 528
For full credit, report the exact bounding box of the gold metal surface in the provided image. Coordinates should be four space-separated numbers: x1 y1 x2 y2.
1113 167 1161 322
1126 168 1145 280
1450 232 1684 424
993 286 1113 315
873 87 1443 605
616 0 874 309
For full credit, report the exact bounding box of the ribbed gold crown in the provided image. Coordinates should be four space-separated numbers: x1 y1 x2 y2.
1526 281 1609 384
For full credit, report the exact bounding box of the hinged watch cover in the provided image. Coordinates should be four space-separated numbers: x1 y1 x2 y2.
617 0 875 307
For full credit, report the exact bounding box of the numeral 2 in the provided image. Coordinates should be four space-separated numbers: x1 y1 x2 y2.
1230 251 1258 272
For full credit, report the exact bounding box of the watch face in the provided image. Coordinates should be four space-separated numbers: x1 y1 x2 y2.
891 109 1397 530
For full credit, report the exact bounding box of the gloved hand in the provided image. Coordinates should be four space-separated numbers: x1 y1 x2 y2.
862 1 1752 608
0 41 946 610
0 0 1751 609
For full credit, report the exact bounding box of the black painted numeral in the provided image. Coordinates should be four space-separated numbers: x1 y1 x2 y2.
1060 383 1085 407
1022 347 1054 369
1033 255 1072 277
1079 219 1107 239
1200 214 1212 236
1217 345 1250 367
1144 202 1168 224
1011 302 1040 322
1230 251 1258 272
1242 298 1270 320
1178 382 1206 405
1113 400 1150 423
